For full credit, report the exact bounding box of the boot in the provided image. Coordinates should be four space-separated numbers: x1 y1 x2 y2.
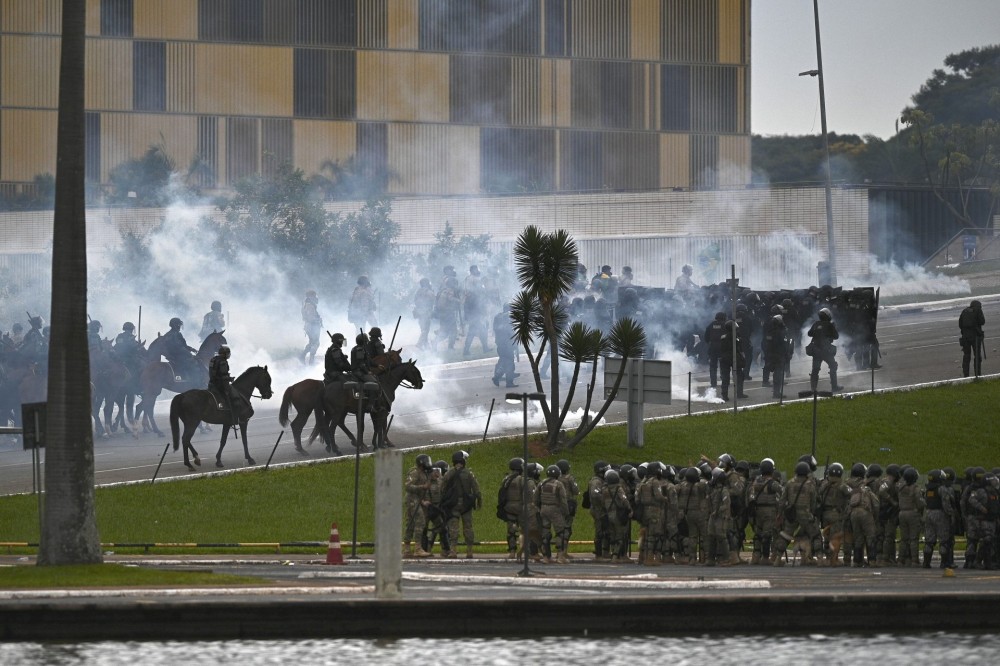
557 552 570 564
729 551 742 565
414 547 431 558
923 547 933 568
750 552 761 565
403 542 413 558
466 545 474 560
830 370 843 391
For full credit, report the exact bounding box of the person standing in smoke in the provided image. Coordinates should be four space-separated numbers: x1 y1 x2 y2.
806 307 844 392
959 299 986 378
412 277 435 350
199 300 226 341
675 264 698 295
348 275 378 333
704 312 725 389
492 303 518 388
300 290 322 365
462 279 491 356
762 311 788 398
433 276 462 350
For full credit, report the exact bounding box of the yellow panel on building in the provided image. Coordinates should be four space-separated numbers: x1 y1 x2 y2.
86 39 132 111
84 0 100 35
629 0 660 61
718 135 750 186
2 0 62 34
717 0 744 65
358 51 448 123
167 42 196 113
135 0 198 40
387 0 419 50
293 120 356 176
194 44 293 117
98 112 198 183
1 35 59 108
555 59 571 128
659 133 689 189
538 59 554 127
446 125 479 195
0 109 57 181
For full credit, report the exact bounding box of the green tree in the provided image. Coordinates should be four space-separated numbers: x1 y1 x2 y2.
39 0 102 566
106 141 180 207
509 226 646 451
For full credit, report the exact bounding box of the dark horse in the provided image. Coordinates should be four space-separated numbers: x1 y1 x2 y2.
308 358 424 455
169 365 273 470
278 350 402 455
138 330 227 437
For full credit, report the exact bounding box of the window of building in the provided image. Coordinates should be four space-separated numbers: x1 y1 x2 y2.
196 116 219 189
85 113 102 183
419 0 539 55
450 54 512 125
101 0 134 38
660 64 690 131
133 41 166 112
293 49 357 119
226 117 259 183
481 127 555 193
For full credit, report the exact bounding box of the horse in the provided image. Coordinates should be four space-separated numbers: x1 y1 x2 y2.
278 350 402 455
310 358 424 454
137 330 227 436
169 365 273 471
90 340 140 438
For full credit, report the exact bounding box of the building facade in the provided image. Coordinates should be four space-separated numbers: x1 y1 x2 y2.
1 0 751 198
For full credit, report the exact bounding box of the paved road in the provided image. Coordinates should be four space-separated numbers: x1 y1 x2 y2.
1 296 997 494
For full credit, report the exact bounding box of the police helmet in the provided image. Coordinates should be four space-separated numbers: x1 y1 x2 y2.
868 463 884 478
358 276 371 287
601 265 612 274
11 323 22 333
29 316 43 328
794 461 810 477
646 461 663 478
901 468 919 485
218 345 230 358
798 454 818 472
211 300 222 311
736 303 748 314
851 462 867 478
419 277 431 287
715 311 726 322
604 469 620 484
122 322 135 331
415 454 432 470
434 460 449 473
526 462 542 479
772 314 784 325
973 467 987 483
883 464 899 479
770 304 784 315
942 467 956 483
759 459 775 476
331 332 345 345
370 327 382 338
620 463 636 481
451 450 469 465
711 467 727 485
556 459 570 475
818 308 832 321
169 317 183 329
546 465 561 479
735 460 750 476
356 333 368 345
698 462 712 480
828 462 844 478
971 300 982 309
927 469 943 483
594 460 609 475
684 467 701 483
682 264 693 274
718 453 734 471
305 289 317 299
508 457 524 472
663 465 677 482
89 320 102 332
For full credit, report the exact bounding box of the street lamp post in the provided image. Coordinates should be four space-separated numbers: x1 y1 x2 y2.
345 380 380 559
800 0 837 287
506 391 545 577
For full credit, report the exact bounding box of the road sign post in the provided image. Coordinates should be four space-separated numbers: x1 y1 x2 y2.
604 358 671 448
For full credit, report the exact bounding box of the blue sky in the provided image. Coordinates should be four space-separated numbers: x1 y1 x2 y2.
751 0 1000 138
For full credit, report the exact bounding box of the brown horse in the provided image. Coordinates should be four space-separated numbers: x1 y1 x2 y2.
137 330 227 436
309 358 424 454
278 350 402 455
90 339 142 438
169 365 273 470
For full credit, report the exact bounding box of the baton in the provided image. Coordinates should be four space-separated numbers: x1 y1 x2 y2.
265 431 285 470
388 315 402 350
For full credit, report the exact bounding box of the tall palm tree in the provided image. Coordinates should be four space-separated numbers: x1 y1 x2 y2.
512 226 577 449
38 0 102 566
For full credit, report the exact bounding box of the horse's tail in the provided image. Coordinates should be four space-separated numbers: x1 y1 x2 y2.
278 385 294 427
169 394 182 451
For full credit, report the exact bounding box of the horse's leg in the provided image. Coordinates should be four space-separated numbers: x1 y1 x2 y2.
291 410 310 454
103 398 115 436
215 425 230 468
182 421 201 470
240 420 255 467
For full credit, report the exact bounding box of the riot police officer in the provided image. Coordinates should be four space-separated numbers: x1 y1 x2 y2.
807 307 843 393
323 333 351 385
209 345 240 423
959 299 985 377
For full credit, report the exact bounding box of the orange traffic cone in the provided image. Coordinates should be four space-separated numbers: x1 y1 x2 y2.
324 522 345 565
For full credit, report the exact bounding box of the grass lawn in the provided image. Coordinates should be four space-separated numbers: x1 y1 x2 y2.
0 563 261 588
0 379 997 556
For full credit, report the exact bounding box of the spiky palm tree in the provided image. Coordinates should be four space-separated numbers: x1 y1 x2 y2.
512 226 578 448
38 0 102 566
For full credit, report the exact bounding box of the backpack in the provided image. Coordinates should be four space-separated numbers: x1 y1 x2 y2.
848 483 865 509
442 472 473 513
496 474 515 520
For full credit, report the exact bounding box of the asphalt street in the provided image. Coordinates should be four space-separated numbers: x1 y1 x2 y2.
1 295 997 494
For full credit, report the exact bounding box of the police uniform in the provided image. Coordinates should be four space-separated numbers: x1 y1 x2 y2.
536 475 570 563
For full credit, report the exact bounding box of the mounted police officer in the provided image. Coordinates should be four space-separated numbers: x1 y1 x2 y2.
807 307 843 393
87 320 103 350
17 315 46 362
208 344 240 424
959 299 985 377
350 333 379 404
113 322 142 370
366 326 386 363
163 317 198 380
300 290 322 365
199 300 226 341
323 333 351 385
